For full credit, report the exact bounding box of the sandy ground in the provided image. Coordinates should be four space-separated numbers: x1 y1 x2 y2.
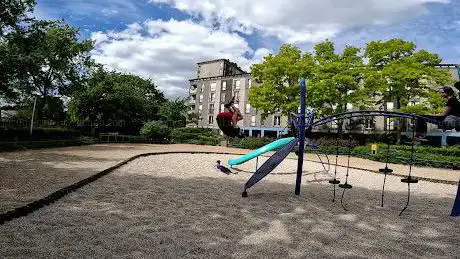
0 143 458 213
1 153 458 258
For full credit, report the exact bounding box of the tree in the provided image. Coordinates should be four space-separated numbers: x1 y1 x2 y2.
187 111 200 127
3 20 94 97
0 0 36 36
248 44 315 119
364 39 452 114
1 19 94 120
159 98 188 128
68 68 166 128
12 95 65 121
307 40 371 117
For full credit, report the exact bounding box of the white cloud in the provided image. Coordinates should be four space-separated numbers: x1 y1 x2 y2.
90 19 267 98
150 0 450 43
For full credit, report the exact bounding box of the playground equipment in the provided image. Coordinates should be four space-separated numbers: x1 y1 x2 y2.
228 137 296 166
231 78 459 217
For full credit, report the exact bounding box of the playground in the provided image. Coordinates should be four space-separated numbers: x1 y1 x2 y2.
0 143 458 258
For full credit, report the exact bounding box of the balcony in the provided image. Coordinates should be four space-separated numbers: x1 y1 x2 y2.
190 87 197 94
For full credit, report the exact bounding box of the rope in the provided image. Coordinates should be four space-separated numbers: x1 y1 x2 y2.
399 118 417 216
340 133 353 211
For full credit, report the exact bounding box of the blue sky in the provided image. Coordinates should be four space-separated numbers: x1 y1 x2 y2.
34 0 460 98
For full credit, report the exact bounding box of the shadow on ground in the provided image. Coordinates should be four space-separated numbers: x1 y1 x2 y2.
0 172 458 258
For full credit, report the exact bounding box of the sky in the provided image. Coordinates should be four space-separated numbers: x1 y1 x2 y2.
33 0 460 99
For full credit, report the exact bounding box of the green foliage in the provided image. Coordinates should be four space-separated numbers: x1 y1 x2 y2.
364 39 452 113
229 137 274 149
0 0 36 36
140 121 170 143
309 143 459 169
159 98 188 128
187 111 200 127
0 137 96 152
68 67 166 127
0 127 80 141
248 44 315 119
170 127 220 145
1 19 94 104
250 38 453 120
11 96 65 121
308 41 370 117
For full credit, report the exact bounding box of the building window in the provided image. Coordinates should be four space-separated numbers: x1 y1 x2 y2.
364 118 375 130
246 103 251 113
220 104 225 112
386 102 394 111
199 105 203 112
201 84 204 92
210 93 215 102
234 79 240 89
248 79 252 88
210 82 216 92
234 91 240 102
209 103 214 111
221 93 226 102
386 118 395 130
208 115 214 124
251 116 256 126
199 94 203 103
222 81 227 91
274 115 281 127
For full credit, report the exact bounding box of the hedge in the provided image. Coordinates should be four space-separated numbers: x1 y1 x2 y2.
0 137 97 152
170 127 220 146
0 127 81 141
229 137 275 149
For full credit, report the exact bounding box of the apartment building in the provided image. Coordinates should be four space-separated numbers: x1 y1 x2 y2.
187 59 288 137
188 60 460 136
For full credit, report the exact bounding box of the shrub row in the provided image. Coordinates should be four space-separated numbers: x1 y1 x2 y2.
170 127 221 146
229 137 275 149
0 137 97 152
310 143 460 169
0 127 81 141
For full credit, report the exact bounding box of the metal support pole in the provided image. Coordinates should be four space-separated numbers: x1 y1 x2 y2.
295 79 307 195
255 156 259 171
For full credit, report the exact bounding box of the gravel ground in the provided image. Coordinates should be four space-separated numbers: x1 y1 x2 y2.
1 153 458 258
1 143 457 213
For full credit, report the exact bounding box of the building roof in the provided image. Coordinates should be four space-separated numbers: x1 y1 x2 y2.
196 59 228 65
189 73 251 82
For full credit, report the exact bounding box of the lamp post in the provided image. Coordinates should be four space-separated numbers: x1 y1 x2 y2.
29 96 37 137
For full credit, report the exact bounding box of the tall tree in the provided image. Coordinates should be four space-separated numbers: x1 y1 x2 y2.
68 68 166 127
307 40 371 117
159 98 188 128
0 0 36 36
1 19 94 117
364 39 452 113
248 44 315 119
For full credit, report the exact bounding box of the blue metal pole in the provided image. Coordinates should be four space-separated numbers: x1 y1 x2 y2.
451 180 460 217
295 79 307 195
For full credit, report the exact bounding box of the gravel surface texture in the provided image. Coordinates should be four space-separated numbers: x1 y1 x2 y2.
1 152 459 258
